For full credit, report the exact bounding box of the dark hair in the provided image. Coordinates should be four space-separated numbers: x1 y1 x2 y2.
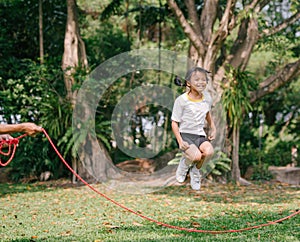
174 67 210 87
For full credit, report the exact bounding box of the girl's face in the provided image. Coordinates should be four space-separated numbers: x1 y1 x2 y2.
187 71 207 93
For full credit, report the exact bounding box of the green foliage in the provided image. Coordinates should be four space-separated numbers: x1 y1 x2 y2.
202 150 231 177
0 0 66 60
56 117 112 159
82 21 131 65
100 0 124 20
0 61 66 180
256 3 300 72
95 119 113 151
8 136 55 182
239 141 294 181
239 77 300 180
93 69 177 163
259 0 300 40
99 0 186 50
263 80 300 136
257 35 297 76
1 0 299 183
222 65 258 128
131 5 169 33
40 96 72 140
39 89 76 163
266 141 296 167
250 162 274 181
0 60 48 121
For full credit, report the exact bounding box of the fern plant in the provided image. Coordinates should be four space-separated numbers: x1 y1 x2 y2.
201 150 231 177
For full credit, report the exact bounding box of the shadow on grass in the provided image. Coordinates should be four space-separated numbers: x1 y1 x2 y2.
0 179 83 197
6 209 300 242
2 179 299 206
153 182 300 205
0 183 49 197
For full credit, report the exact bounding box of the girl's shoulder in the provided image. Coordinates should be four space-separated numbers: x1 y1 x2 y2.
174 93 189 104
177 92 188 100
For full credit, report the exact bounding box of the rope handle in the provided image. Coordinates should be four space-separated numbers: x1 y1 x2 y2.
0 134 27 166
1 128 299 234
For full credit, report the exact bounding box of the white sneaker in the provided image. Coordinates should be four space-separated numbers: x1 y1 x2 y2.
176 157 189 183
189 165 201 190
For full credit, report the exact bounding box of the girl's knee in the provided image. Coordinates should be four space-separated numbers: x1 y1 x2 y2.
185 144 202 162
193 153 202 162
186 152 202 162
202 146 214 157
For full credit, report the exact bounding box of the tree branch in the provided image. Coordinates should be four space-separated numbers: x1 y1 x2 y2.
209 0 236 46
184 0 202 36
204 0 236 70
250 59 300 103
199 0 219 44
260 10 300 37
230 0 268 32
79 9 101 20
214 1 267 86
167 0 204 56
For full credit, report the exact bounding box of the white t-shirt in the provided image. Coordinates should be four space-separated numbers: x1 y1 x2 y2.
171 92 212 136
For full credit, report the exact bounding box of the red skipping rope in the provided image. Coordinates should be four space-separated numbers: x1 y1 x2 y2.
0 129 299 234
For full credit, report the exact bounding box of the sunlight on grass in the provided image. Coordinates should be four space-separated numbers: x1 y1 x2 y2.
0 181 299 241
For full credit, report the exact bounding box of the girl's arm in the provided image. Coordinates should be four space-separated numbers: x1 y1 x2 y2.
171 121 189 150
206 112 216 141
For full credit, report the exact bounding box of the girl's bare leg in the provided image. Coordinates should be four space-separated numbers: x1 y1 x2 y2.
184 144 202 165
195 141 214 169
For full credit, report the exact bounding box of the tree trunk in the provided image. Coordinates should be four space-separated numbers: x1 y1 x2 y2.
62 0 88 106
231 124 240 182
73 87 120 183
62 0 110 182
39 0 44 64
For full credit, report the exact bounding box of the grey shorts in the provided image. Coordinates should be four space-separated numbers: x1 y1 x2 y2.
181 133 208 147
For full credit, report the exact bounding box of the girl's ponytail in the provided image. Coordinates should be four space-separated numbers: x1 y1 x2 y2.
174 76 186 87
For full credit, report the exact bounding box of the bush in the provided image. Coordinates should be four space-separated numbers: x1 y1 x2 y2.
8 136 63 182
240 140 295 181
0 60 68 181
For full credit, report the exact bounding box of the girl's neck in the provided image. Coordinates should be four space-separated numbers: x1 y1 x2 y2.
188 89 203 100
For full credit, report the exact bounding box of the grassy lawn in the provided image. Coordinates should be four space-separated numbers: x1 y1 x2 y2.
0 180 299 241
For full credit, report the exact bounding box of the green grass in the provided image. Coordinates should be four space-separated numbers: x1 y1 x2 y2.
0 181 299 241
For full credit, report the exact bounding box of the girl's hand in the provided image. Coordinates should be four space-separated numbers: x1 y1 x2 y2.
208 128 216 141
179 141 190 151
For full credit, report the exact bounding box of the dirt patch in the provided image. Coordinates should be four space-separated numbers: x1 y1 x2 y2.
0 167 12 183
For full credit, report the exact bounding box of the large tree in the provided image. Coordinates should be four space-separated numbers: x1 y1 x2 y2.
62 0 89 182
166 0 300 183
62 0 88 104
62 0 123 183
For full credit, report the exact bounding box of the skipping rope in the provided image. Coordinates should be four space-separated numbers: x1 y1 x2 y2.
0 129 299 234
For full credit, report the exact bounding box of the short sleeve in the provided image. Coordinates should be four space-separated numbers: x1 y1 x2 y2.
171 96 183 122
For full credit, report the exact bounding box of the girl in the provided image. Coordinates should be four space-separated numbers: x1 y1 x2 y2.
171 67 216 190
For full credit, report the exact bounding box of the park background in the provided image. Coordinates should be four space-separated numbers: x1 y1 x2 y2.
0 0 299 241
0 0 299 183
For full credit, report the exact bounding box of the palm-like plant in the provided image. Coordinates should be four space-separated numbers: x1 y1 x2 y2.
222 65 258 183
